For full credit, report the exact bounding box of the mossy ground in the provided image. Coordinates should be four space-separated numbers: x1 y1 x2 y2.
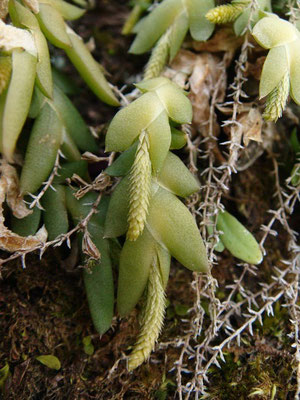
0 1 299 399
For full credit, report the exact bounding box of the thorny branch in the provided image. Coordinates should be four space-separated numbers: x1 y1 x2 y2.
172 0 300 397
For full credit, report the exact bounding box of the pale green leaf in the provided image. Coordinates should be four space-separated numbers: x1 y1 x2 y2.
147 110 171 174
36 355 61 370
156 243 171 289
169 12 189 61
129 0 181 54
252 16 298 49
117 228 155 316
105 92 164 152
147 187 209 272
2 49 37 162
216 211 263 265
289 39 300 105
259 46 289 98
158 152 199 197
188 0 215 41
155 82 193 123
65 28 119 106
37 3 72 49
104 176 129 238
105 142 137 177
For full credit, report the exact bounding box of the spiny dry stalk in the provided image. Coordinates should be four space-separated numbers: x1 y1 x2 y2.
171 0 300 396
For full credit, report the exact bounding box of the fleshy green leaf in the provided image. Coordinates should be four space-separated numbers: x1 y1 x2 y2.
129 0 181 54
104 176 129 238
82 336 94 355
252 16 298 49
42 185 69 240
65 189 109 227
170 127 187 150
147 110 171 174
20 102 63 194
2 49 37 161
36 355 61 370
117 228 155 316
83 223 114 335
105 92 164 152
147 187 209 272
11 204 41 236
259 46 289 98
169 12 189 61
65 28 119 106
158 152 199 197
188 0 215 41
9 1 52 98
37 3 72 49
155 81 192 123
105 142 137 177
156 243 171 289
53 160 88 184
61 129 82 161
289 39 300 105
53 85 98 152
40 0 85 20
216 211 263 264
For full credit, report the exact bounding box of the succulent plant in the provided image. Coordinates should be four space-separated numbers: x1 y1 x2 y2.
252 14 300 121
129 0 216 79
105 76 209 369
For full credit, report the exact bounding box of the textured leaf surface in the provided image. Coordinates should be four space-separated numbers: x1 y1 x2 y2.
188 0 215 41
104 176 129 238
37 3 71 49
83 223 114 335
155 82 192 123
42 185 69 240
117 228 155 316
147 187 208 272
259 46 289 98
147 110 171 174
253 16 298 49
216 211 263 264
2 49 36 161
20 102 63 194
53 85 98 152
65 29 119 106
289 39 300 105
129 0 181 54
105 92 164 152
158 152 199 197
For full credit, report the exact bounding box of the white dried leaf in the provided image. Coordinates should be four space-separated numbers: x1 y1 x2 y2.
166 50 226 136
22 0 39 13
0 163 32 218
0 163 47 253
238 108 263 146
0 21 37 56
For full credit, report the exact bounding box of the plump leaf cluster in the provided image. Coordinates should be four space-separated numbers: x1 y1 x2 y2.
105 77 209 316
0 0 118 161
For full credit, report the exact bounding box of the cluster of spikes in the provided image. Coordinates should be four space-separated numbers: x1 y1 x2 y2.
0 0 299 373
